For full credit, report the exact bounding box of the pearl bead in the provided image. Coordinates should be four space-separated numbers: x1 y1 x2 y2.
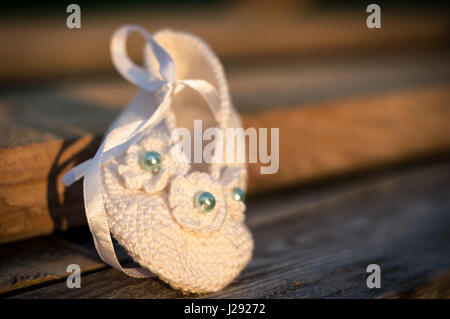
141 151 162 175
232 187 245 202
194 191 216 212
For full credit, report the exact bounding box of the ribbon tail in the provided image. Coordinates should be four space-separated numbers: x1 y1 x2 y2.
179 79 221 123
61 159 91 186
59 91 173 278
61 94 171 187
84 141 152 278
61 118 146 187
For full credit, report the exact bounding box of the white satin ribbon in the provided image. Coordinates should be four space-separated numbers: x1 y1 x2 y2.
61 25 221 277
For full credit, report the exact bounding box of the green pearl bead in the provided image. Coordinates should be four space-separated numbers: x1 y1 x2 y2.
193 191 216 212
141 151 162 175
232 187 245 202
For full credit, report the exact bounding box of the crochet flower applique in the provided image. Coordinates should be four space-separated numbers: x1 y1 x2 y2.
117 134 190 193
168 167 247 235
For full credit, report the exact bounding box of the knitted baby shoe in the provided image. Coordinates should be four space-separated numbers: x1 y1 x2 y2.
62 25 253 293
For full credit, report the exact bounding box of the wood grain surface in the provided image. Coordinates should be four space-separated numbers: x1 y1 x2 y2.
0 227 132 295
2 159 449 298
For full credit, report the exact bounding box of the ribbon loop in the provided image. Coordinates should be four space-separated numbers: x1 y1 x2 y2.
111 24 176 92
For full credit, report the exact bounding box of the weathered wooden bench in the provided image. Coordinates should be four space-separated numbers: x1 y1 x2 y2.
0 4 449 298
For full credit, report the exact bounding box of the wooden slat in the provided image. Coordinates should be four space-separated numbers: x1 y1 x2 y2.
0 228 132 295
2 50 449 148
4 160 449 298
246 84 450 193
0 9 448 82
0 84 449 244
0 136 100 243
389 270 450 299
0 232 100 294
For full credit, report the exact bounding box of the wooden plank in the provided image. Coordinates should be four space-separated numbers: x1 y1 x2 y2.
0 228 132 295
5 159 450 298
0 232 101 295
246 84 450 193
2 51 448 148
0 9 447 82
388 270 450 298
0 84 449 244
0 136 100 243
230 51 450 113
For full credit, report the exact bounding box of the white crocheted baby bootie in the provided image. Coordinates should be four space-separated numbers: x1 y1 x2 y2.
62 25 253 293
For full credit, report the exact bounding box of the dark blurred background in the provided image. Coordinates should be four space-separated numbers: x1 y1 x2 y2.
0 0 449 85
